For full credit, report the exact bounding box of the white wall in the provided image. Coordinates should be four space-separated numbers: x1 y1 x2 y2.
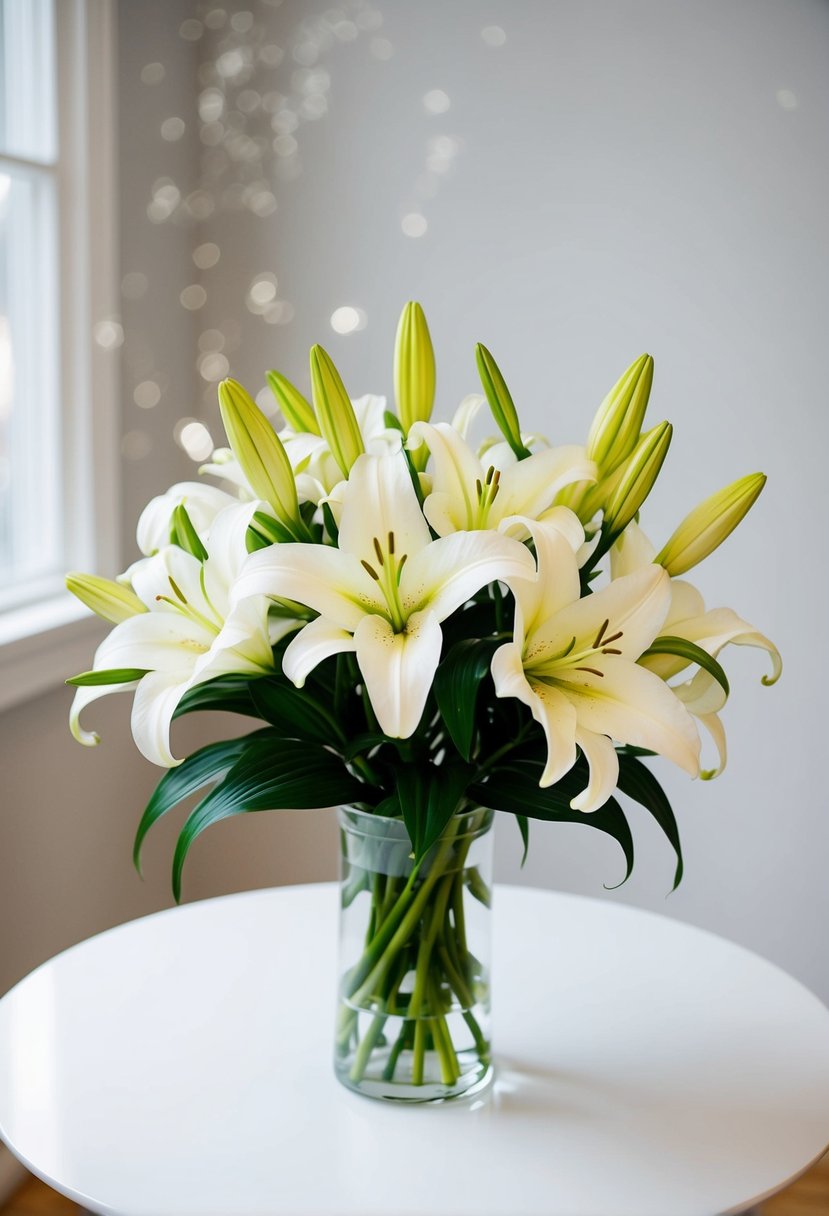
2 0 826 1012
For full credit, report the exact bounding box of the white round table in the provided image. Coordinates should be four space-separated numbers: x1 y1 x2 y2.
1 884 828 1216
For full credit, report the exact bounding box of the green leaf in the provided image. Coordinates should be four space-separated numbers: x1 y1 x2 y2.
616 752 684 890
434 638 498 761
173 675 258 720
248 677 345 745
134 731 275 874
66 668 149 686
171 504 208 561
172 739 366 900
471 759 634 887
515 813 530 866
395 761 473 863
641 635 729 698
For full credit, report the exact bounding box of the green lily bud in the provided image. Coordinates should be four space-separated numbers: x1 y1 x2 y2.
309 344 365 478
586 354 653 474
218 378 301 535
603 421 673 537
655 472 766 576
475 343 531 460
66 572 147 624
266 369 319 435
394 301 436 433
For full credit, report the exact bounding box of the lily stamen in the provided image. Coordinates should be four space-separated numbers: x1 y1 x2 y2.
593 618 610 649
361 559 380 581
373 537 385 566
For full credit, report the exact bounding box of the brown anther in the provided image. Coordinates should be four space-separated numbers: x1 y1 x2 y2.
575 666 604 677
361 559 380 581
592 619 610 649
492 468 501 485
475 478 483 500
396 553 408 584
388 531 395 555
373 537 384 566
602 629 624 646
602 647 622 656
485 465 495 486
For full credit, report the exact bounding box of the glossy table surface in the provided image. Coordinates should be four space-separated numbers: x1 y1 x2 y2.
1 883 828 1216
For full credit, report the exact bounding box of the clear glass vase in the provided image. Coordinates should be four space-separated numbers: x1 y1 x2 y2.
334 804 494 1102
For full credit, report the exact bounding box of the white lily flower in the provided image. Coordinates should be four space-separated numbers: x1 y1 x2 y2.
407 421 596 538
136 481 240 556
71 502 295 766
611 522 781 776
492 515 700 811
233 451 536 738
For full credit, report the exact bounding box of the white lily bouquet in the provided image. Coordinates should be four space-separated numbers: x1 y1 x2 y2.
67 304 780 1101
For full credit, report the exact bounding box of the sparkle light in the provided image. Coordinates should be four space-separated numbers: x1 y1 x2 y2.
401 212 428 238
423 89 450 115
179 18 203 41
263 300 295 325
140 62 165 85
193 242 221 269
198 329 225 352
198 352 230 382
93 320 124 349
231 10 254 33
249 274 278 306
178 420 214 461
198 88 225 123
133 380 161 410
481 26 506 47
260 44 285 67
776 88 798 110
161 117 186 142
180 285 207 311
204 9 227 30
330 306 366 334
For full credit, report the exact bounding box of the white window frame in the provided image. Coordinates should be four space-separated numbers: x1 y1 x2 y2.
0 0 120 712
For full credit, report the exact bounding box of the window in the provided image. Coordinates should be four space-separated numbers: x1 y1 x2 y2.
0 0 119 709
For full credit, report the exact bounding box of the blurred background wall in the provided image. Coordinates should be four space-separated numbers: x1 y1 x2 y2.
1 0 827 1004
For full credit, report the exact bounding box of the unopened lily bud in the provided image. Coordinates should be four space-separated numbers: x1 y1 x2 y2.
586 354 653 474
603 421 672 536
218 378 301 533
266 370 319 435
475 343 530 460
394 302 436 433
310 345 365 477
655 472 766 576
66 573 147 624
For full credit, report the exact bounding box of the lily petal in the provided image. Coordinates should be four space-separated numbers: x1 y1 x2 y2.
234 544 384 631
698 711 728 779
571 728 619 813
500 515 582 638
283 616 356 687
531 565 671 665
94 611 214 672
69 679 138 747
354 609 442 737
556 660 701 777
401 530 536 622
451 394 485 439
495 445 596 522
130 670 192 767
337 451 431 566
491 645 578 787
672 667 728 716
136 482 237 556
609 520 657 579
408 422 484 534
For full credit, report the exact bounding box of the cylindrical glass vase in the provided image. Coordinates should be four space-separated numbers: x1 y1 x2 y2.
334 804 494 1102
